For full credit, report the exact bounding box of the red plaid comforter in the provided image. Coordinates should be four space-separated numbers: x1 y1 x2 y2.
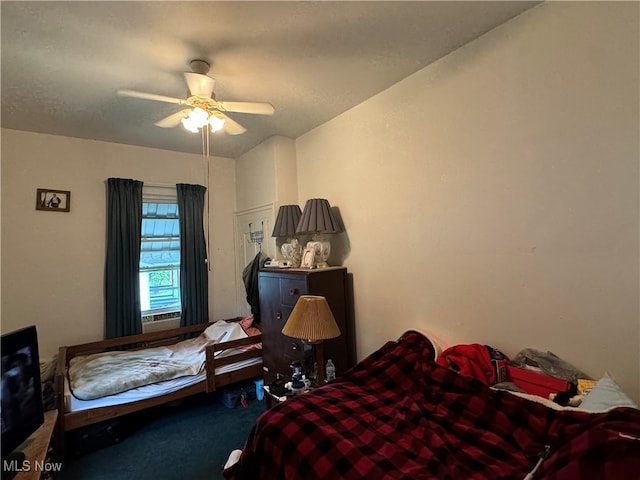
224 331 640 479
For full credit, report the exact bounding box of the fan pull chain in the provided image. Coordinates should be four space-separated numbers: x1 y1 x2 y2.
201 125 212 272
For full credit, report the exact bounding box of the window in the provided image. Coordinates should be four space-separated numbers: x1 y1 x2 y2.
140 191 181 316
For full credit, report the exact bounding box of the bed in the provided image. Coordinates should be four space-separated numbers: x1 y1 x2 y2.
223 330 640 480
54 317 262 455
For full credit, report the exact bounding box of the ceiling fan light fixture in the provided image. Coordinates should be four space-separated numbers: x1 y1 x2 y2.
209 114 225 133
118 59 273 138
181 107 209 133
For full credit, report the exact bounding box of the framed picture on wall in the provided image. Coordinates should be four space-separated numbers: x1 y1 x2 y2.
301 247 316 269
36 188 71 212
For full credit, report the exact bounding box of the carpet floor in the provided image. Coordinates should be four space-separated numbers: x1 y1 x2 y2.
58 392 264 480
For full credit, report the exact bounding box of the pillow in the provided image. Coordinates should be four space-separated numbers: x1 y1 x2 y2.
239 315 254 330
237 315 260 337
203 320 248 344
579 373 638 412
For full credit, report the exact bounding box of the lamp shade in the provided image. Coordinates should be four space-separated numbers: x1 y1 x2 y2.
282 295 341 342
272 205 302 237
296 198 341 234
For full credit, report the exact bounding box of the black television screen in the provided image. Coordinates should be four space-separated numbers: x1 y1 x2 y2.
1 325 45 461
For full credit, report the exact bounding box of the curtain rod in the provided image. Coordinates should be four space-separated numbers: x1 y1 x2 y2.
103 180 175 189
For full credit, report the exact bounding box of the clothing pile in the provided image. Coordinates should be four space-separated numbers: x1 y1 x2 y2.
436 344 591 406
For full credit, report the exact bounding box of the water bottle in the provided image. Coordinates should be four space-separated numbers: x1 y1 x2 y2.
326 359 336 382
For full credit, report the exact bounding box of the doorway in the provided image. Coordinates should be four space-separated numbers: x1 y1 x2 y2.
234 204 276 317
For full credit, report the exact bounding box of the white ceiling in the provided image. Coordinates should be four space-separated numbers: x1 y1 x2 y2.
1 1 539 159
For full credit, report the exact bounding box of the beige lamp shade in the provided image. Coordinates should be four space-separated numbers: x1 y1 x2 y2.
282 295 340 342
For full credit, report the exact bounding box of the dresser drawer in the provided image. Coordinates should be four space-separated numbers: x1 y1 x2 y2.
283 336 306 357
279 278 307 306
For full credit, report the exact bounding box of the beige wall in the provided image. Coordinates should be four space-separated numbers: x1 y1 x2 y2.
235 135 297 212
294 2 639 401
235 135 298 260
0 130 238 358
209 155 238 320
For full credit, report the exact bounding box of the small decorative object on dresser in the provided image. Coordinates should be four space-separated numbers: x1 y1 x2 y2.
281 239 302 268
36 188 71 212
300 247 316 269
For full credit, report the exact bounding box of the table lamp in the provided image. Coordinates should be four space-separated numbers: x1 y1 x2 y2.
282 295 341 384
272 204 302 267
296 198 341 268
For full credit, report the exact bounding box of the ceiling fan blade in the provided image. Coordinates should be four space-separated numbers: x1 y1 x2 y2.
216 112 247 135
217 101 275 115
154 109 192 128
184 72 215 98
117 89 184 104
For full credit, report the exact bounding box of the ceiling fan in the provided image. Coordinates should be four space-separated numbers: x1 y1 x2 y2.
117 60 274 135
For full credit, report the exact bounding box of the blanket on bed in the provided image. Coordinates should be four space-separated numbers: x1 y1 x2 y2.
224 330 640 480
69 321 250 400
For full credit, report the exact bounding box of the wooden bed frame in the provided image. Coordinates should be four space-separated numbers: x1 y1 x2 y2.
54 320 263 456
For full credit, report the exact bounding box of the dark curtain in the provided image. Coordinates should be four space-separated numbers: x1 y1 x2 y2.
177 183 209 326
105 178 143 339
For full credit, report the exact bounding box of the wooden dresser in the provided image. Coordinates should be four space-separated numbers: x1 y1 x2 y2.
258 267 354 384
